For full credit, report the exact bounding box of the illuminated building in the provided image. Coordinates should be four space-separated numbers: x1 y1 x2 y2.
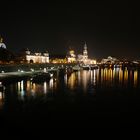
67 49 76 63
0 37 6 49
49 55 67 64
83 42 88 60
101 56 118 64
25 49 49 63
77 42 96 65
51 58 67 64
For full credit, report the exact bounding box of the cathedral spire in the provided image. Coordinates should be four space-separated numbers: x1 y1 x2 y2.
84 42 87 50
83 42 88 59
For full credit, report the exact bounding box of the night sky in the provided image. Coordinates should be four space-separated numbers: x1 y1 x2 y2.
0 0 140 59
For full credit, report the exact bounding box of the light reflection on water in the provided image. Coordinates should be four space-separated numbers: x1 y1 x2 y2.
134 70 138 87
0 68 140 109
0 91 4 109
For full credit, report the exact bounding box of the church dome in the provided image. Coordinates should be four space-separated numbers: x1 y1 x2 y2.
0 43 6 49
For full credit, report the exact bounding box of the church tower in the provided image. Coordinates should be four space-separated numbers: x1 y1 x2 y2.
83 42 88 59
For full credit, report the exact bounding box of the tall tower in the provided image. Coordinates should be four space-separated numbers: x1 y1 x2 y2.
83 42 88 59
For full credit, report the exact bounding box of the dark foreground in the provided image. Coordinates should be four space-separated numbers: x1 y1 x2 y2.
1 69 140 134
1 89 140 130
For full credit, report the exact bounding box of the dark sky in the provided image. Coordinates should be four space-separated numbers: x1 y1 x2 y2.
0 0 140 59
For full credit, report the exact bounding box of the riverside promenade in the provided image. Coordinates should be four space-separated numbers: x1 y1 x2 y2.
0 63 76 83
0 63 76 72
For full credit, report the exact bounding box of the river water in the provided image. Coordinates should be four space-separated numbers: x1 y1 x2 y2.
1 68 140 129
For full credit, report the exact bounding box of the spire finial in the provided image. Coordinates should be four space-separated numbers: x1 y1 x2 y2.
84 41 87 49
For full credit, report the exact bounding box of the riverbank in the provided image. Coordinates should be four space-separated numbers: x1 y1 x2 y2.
0 63 76 72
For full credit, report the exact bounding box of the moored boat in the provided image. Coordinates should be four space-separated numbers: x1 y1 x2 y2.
72 65 82 71
31 72 51 83
0 82 5 92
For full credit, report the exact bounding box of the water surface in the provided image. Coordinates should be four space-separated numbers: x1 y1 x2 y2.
1 68 140 128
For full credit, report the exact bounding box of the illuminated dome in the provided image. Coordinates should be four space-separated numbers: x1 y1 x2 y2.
0 43 6 49
70 50 74 55
0 37 6 49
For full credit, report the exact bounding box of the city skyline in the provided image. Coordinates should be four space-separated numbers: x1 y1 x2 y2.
0 0 140 59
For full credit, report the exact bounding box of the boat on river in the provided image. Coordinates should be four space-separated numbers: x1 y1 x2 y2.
0 82 5 92
72 65 82 71
31 72 52 83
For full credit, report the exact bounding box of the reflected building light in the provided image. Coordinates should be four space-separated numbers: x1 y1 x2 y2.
20 80 25 100
68 73 76 90
129 70 133 82
90 70 93 83
0 91 4 109
101 69 104 84
78 71 81 85
108 68 113 84
26 81 31 92
49 78 54 89
113 68 116 82
43 82 47 94
0 92 2 99
124 68 128 85
104 68 107 82
82 70 88 92
93 70 96 86
116 68 119 78
119 68 123 84
53 79 57 90
31 83 36 96
110 68 113 82
134 70 138 87
64 74 68 85
18 82 21 92
21 80 24 91
96 69 99 84
17 80 25 100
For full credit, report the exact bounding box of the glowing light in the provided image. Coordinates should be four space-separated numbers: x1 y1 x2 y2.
82 70 88 92
44 68 47 72
134 70 138 87
96 69 99 84
0 91 4 109
119 68 123 84
0 92 2 99
64 74 68 85
26 51 49 63
43 82 47 94
93 69 96 86
101 69 104 84
49 78 54 89
124 68 128 85
30 68 34 72
68 73 76 90
50 73 53 77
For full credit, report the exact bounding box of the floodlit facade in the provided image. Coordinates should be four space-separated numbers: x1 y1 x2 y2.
25 49 49 63
77 42 96 65
101 56 118 64
67 49 76 63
